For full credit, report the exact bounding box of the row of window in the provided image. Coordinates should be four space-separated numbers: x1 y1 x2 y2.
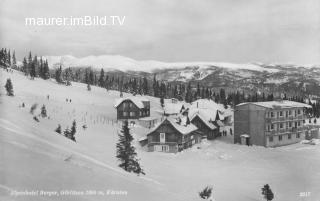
122 102 134 109
266 109 302 118
122 110 149 117
269 133 300 142
266 121 303 131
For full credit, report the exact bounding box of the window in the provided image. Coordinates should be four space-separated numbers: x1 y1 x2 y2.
270 112 274 118
123 112 128 116
191 135 194 140
296 133 300 138
160 133 165 143
279 111 283 117
123 102 127 109
267 125 271 131
289 122 292 128
288 134 291 139
162 145 168 152
129 112 135 117
129 103 133 108
285 111 288 117
286 122 288 129
298 121 301 127
289 110 292 116
297 109 301 115
271 124 274 130
269 136 273 142
279 135 282 141
280 123 283 129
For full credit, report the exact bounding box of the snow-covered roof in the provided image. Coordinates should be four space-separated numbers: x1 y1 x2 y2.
114 97 149 109
147 118 198 136
189 109 217 130
163 102 184 115
139 116 158 121
240 134 250 138
190 99 225 111
237 100 312 109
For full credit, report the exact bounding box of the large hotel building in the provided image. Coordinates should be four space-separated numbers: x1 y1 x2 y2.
234 101 312 147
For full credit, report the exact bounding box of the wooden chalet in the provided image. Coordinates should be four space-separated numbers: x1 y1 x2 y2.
114 97 150 120
147 118 201 153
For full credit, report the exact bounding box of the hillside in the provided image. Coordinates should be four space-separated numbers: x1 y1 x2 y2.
1 68 320 201
44 55 320 96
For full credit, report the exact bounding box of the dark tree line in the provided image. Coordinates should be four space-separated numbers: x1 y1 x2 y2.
4 48 320 117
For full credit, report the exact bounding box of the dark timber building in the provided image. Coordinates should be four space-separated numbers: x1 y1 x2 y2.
114 97 150 120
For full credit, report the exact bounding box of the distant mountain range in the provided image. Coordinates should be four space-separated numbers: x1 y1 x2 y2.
44 54 320 96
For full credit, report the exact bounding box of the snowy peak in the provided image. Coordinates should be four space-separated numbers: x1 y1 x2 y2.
43 54 279 73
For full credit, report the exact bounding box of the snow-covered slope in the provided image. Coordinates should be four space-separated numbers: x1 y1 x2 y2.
1 69 320 201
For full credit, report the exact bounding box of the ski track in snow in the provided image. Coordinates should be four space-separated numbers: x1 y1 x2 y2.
0 118 163 187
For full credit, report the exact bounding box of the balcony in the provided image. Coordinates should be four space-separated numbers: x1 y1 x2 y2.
265 115 306 122
265 126 307 135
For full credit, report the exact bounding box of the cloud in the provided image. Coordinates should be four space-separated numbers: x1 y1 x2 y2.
0 0 319 64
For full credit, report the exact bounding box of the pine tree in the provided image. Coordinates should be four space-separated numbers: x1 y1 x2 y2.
43 60 50 79
41 105 47 118
98 68 105 87
22 57 28 75
8 50 11 66
261 184 274 201
116 121 145 175
5 78 14 96
55 124 62 134
87 83 91 91
63 127 71 138
55 65 63 83
160 97 164 108
30 57 36 79
69 120 76 142
27 51 33 76
199 186 213 200
12 51 17 66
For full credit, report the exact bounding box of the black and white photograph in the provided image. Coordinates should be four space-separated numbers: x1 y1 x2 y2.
0 0 320 200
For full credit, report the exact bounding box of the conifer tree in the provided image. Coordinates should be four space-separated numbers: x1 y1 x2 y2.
41 105 47 118
8 50 11 66
12 51 17 66
55 124 62 134
55 65 63 83
43 60 50 79
199 186 213 200
27 51 33 75
22 57 28 75
63 127 71 138
116 120 145 175
68 120 77 142
261 184 274 201
98 68 105 87
5 78 14 96
160 97 164 108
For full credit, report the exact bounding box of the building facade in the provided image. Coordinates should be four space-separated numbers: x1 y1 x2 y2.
114 97 150 120
234 101 311 147
147 119 202 153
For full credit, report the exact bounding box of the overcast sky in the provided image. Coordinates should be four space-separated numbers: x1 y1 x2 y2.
0 0 319 64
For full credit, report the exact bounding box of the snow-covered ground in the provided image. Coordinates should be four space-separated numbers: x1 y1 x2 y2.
1 69 320 201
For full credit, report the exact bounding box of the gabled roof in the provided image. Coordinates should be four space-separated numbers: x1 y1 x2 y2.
191 113 217 130
236 100 312 109
147 118 197 136
114 97 149 109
